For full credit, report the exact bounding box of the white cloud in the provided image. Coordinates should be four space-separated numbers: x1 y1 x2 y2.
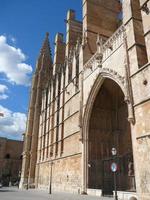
0 35 32 86
0 84 8 93
0 84 8 100
0 94 8 100
0 105 26 140
9 36 16 44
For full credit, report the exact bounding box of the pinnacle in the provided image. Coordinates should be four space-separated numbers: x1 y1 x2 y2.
40 32 52 57
46 32 49 37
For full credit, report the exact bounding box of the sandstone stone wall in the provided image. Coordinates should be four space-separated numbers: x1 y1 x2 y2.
140 0 150 62
37 154 82 193
21 0 150 199
0 137 23 185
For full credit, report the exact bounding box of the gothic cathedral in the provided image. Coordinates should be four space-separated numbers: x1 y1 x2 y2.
20 1 150 200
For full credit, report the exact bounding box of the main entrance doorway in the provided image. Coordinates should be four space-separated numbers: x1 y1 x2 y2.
88 78 135 195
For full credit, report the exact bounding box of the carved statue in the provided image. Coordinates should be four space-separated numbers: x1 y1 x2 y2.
128 159 134 176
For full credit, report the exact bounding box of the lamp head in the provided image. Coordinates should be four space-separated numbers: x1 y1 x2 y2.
111 147 117 156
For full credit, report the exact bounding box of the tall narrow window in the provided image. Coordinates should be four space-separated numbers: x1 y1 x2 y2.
55 72 61 155
60 66 66 155
68 62 72 83
43 88 48 160
75 54 79 89
68 49 73 83
50 78 56 157
46 85 51 159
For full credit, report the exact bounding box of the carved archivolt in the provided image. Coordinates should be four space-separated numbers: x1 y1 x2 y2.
99 69 134 124
86 67 127 101
99 67 125 86
82 67 134 140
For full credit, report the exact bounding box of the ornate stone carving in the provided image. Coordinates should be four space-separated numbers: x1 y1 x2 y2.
68 47 74 64
82 29 88 49
84 25 125 69
96 34 104 67
141 1 150 15
103 25 125 51
99 67 125 86
75 36 82 56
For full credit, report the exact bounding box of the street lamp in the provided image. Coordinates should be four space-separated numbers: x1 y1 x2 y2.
111 147 118 200
111 147 117 156
49 161 53 194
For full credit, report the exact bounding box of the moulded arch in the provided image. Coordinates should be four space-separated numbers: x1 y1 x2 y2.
82 71 127 141
81 70 134 194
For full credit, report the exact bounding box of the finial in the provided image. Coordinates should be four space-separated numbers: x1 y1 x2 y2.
96 34 103 53
82 29 88 48
46 32 49 38
40 32 51 56
96 34 103 67
76 36 81 53
36 32 53 71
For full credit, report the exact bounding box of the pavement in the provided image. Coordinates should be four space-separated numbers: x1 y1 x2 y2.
0 187 114 200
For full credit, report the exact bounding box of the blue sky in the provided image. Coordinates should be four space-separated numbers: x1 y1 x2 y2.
0 0 82 140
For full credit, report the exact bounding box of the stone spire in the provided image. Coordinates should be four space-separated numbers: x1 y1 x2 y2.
40 32 52 58
36 32 53 78
27 34 53 186
19 32 53 189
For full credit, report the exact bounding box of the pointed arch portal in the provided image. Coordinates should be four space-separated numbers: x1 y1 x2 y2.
83 78 136 196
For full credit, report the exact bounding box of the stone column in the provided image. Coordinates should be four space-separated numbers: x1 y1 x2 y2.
123 0 148 75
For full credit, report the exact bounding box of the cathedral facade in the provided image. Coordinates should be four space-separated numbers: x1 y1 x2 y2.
20 0 150 199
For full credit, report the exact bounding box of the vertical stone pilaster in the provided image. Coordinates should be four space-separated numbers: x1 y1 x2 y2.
123 0 148 75
20 33 53 189
19 73 38 189
65 10 82 58
140 0 150 62
28 74 42 186
124 1 150 199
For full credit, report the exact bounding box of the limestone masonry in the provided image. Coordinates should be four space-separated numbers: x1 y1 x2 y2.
0 137 23 185
20 1 150 200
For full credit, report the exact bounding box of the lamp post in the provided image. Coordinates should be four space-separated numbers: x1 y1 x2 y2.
26 171 29 190
49 161 53 194
111 148 117 157
111 147 118 200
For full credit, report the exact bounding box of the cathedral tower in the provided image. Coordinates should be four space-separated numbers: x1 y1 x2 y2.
20 33 53 188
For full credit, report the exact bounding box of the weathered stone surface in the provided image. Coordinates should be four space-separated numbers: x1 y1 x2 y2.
0 137 23 185
21 1 150 200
